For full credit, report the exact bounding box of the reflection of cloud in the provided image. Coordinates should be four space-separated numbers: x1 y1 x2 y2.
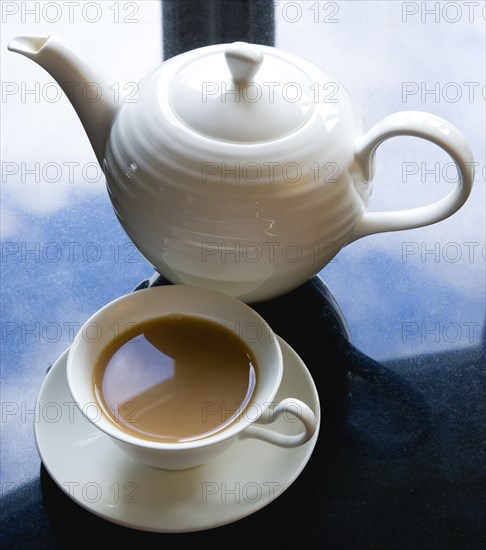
0 208 21 238
1 99 110 235
103 336 175 404
276 2 486 203
342 228 484 299
1 195 153 382
1 4 162 235
322 240 485 361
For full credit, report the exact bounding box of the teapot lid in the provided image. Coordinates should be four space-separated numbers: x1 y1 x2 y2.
169 42 316 143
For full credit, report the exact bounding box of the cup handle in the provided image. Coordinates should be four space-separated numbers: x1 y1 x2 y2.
351 111 475 241
238 398 318 448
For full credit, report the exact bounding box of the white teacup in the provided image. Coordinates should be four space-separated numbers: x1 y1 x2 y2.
67 285 318 470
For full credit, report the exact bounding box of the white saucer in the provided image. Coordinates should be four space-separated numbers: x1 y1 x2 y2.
35 336 320 533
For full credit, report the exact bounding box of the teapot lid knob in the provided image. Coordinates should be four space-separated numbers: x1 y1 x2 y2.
224 42 263 82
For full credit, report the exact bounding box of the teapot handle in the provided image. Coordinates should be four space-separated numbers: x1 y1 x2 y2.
351 111 474 241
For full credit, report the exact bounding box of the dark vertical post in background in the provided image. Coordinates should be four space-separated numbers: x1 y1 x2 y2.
162 0 275 59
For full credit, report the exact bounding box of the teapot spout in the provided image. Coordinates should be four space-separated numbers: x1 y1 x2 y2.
8 35 120 164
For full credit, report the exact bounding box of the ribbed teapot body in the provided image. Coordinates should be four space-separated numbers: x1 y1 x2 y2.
104 45 369 302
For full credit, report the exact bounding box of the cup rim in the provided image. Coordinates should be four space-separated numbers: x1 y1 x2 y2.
66 285 283 451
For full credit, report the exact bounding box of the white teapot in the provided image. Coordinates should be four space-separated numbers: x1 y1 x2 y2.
9 36 474 302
